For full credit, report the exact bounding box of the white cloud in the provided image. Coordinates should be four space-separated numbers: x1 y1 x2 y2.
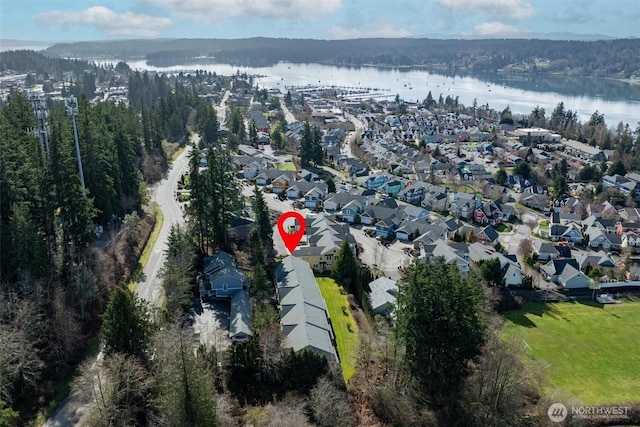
437 0 534 20
36 6 171 37
472 21 523 36
144 0 342 23
329 20 411 39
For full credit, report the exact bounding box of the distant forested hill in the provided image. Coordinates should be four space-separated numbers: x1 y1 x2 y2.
44 37 640 79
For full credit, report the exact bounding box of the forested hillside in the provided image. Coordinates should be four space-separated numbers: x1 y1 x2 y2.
45 37 640 79
0 60 219 420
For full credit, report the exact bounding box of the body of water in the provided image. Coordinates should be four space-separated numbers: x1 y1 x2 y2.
107 59 640 127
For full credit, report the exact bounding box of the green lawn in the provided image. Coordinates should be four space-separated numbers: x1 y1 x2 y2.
276 162 296 171
503 300 640 404
539 220 549 228
316 277 359 382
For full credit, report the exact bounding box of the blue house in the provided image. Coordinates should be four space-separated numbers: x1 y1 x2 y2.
364 174 391 190
200 251 249 298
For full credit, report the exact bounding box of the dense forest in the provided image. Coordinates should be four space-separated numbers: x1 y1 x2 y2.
0 55 224 420
45 37 640 79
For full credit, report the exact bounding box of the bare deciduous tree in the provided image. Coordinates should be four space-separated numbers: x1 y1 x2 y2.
309 376 354 427
518 238 534 258
80 353 155 427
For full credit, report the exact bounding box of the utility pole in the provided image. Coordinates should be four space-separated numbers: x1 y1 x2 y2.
28 92 50 158
64 95 86 190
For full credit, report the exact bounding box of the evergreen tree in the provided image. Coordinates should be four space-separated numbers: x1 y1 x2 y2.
495 167 507 185
300 121 313 167
251 184 272 245
199 103 219 146
204 145 240 248
325 176 336 193
161 225 196 317
477 258 502 287
154 326 218 426
249 120 258 147
332 241 358 293
100 286 153 360
395 258 486 404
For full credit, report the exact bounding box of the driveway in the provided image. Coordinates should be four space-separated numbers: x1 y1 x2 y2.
192 298 231 352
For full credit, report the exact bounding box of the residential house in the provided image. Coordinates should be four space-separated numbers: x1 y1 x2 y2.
379 179 406 198
293 214 355 273
396 219 432 241
477 225 499 245
272 174 292 194
398 182 428 205
413 224 450 249
602 174 628 189
324 192 362 211
622 231 640 251
549 223 583 244
520 193 549 211
467 242 523 287
364 173 392 190
576 251 616 271
229 290 252 342
256 169 293 186
541 258 580 282
534 241 560 261
360 206 401 226
340 199 365 223
275 256 337 362
375 213 403 239
585 227 622 251
401 205 430 221
421 239 470 276
201 251 249 298
304 187 326 209
474 200 503 225
367 277 398 316
449 192 480 220
557 264 591 289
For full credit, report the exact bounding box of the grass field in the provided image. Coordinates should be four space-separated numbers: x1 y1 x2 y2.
316 277 359 382
503 299 640 404
129 206 163 292
276 162 296 171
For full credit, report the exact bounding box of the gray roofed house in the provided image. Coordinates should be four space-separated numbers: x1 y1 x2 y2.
229 290 252 342
201 251 249 298
541 258 580 282
275 256 337 362
576 251 616 270
534 241 560 261
367 277 398 316
558 264 591 289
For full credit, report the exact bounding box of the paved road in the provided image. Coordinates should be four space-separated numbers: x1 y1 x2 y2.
138 143 192 306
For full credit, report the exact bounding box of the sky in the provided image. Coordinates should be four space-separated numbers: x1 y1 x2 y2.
1 0 639 43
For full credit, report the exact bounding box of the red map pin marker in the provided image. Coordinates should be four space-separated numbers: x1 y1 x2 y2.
277 211 306 254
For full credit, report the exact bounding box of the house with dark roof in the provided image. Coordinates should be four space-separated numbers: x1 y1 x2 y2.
477 224 499 245
541 258 580 283
534 241 560 261
275 256 337 362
